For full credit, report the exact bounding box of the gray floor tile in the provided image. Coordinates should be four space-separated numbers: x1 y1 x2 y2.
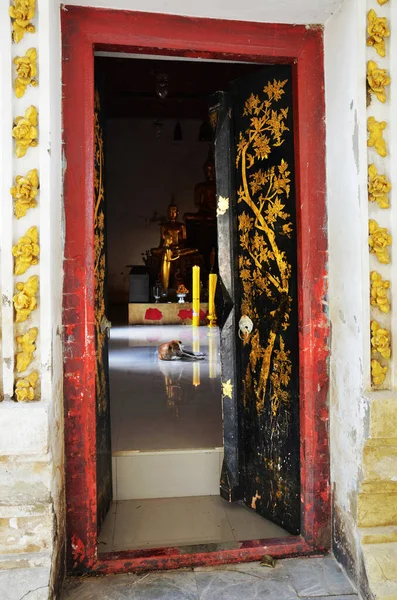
195 568 298 600
61 557 357 600
131 572 198 600
61 573 145 600
299 597 359 600
284 557 356 597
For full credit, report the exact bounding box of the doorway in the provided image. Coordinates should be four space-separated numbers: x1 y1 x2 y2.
62 7 330 574
94 56 295 553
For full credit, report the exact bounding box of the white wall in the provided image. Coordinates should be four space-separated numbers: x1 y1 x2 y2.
0 0 64 597
62 0 343 25
0 0 379 597
325 0 371 590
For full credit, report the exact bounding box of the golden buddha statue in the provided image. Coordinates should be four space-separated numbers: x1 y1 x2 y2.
184 149 216 222
152 202 187 256
151 202 197 293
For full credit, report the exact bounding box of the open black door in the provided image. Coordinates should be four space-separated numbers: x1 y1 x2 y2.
94 85 112 532
215 65 300 534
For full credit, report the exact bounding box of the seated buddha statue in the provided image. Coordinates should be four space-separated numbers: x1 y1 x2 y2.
184 149 216 222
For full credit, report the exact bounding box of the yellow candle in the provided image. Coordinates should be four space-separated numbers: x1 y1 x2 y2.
192 265 200 327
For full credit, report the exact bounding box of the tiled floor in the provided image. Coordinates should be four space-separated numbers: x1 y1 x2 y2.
98 495 289 552
109 325 222 452
62 556 359 600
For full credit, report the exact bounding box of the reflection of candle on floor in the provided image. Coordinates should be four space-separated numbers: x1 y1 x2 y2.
193 362 200 387
192 265 200 327
208 330 217 379
193 327 200 386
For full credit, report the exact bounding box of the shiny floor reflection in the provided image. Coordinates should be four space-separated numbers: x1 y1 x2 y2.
109 325 223 452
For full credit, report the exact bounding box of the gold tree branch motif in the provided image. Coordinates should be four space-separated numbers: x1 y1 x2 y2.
94 90 107 412
237 79 293 417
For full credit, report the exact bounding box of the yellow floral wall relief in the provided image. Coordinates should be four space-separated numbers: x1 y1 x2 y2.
371 359 388 386
15 372 39 402
370 271 391 314
14 48 37 98
368 164 391 209
11 169 39 219
367 9 390 57
12 106 38 158
236 79 293 417
370 321 391 389
13 276 38 323
367 117 387 157
12 226 39 276
371 321 391 359
9 0 36 43
16 328 38 373
367 60 390 103
368 220 392 264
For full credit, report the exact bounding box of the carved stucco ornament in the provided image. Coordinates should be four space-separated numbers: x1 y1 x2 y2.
370 271 391 314
371 359 388 387
367 117 387 157
13 275 38 323
14 48 37 98
15 371 39 402
368 219 392 264
16 327 38 373
367 60 391 104
368 164 391 209
10 169 39 219
222 379 233 399
217 196 229 217
367 9 390 58
12 226 39 276
9 0 36 43
12 105 38 158
371 320 391 360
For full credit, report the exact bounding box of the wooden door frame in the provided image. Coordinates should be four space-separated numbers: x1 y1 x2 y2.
62 6 330 574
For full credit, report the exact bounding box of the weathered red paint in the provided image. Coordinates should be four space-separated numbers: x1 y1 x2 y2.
62 6 330 574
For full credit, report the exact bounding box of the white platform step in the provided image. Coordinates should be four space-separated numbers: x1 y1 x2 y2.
112 448 224 500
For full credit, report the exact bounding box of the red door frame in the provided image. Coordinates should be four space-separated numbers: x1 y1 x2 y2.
62 6 330 574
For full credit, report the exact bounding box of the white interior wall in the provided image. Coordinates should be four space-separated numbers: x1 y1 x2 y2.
105 118 209 302
324 0 370 591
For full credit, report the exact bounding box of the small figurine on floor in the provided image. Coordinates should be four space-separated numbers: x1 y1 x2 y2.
158 340 205 361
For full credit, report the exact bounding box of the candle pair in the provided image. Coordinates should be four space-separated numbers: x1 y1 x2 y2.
192 266 217 328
